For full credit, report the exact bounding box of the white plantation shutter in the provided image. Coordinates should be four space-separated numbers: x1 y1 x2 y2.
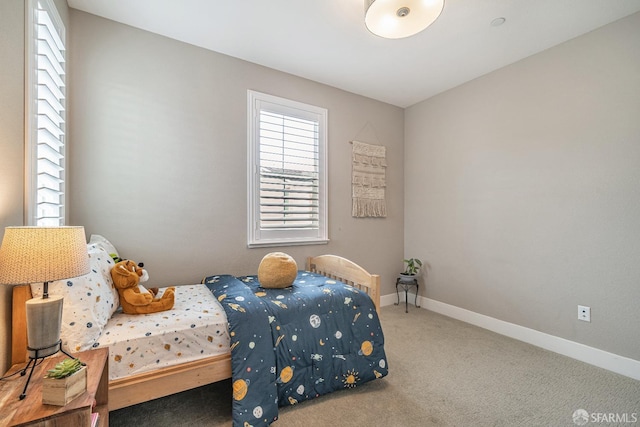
26 0 66 226
259 111 319 229
248 91 328 247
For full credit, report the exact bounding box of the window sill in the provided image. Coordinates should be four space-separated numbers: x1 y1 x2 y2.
248 239 329 249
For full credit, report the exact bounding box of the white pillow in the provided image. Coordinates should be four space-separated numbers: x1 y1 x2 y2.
30 245 118 352
89 234 119 260
86 242 120 314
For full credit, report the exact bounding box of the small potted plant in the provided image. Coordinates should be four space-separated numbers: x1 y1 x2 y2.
42 358 87 405
399 258 422 282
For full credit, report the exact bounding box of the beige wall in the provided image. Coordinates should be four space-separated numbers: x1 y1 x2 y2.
0 0 69 373
0 0 25 375
405 12 640 360
67 11 404 297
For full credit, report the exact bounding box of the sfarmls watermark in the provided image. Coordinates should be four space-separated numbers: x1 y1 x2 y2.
573 409 638 425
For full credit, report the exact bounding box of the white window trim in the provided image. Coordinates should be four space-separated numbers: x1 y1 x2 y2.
247 90 328 248
25 0 66 226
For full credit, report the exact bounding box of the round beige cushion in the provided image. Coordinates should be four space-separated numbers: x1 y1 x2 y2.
258 252 298 288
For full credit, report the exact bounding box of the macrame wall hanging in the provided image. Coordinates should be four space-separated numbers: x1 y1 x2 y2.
351 140 387 218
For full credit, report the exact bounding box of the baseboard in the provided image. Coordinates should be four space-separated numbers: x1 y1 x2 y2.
380 293 640 381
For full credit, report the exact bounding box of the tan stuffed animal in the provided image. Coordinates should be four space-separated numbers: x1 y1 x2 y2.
257 252 298 288
110 260 175 314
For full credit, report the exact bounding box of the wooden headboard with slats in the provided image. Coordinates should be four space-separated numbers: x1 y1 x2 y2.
305 254 380 312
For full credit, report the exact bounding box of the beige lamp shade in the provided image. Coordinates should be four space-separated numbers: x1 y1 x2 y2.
365 0 445 39
0 226 90 285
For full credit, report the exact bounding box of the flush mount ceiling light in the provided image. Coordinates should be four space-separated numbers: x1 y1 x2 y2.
365 0 445 39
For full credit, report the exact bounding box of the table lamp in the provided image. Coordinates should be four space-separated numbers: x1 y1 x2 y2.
0 226 90 399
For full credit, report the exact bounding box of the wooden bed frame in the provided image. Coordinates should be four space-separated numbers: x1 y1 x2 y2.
11 255 380 410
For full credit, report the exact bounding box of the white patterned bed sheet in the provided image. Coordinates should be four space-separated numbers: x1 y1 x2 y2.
96 284 230 380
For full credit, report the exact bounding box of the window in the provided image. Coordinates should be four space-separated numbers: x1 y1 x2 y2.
247 91 328 247
25 0 66 226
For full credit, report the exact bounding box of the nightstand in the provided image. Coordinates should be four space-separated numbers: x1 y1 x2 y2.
0 347 109 426
395 277 420 313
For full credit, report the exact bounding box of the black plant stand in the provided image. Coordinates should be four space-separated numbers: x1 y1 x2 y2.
395 277 419 313
17 339 75 400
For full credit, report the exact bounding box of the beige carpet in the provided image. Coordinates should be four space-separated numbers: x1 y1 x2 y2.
110 306 640 426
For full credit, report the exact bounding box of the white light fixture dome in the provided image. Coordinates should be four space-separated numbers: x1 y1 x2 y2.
365 0 445 39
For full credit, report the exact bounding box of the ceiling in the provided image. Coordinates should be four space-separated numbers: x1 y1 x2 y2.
67 0 640 108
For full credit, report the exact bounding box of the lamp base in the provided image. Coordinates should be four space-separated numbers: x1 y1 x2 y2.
17 339 75 400
25 294 64 359
19 294 69 400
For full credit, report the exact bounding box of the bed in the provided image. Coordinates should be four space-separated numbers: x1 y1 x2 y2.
11 251 384 420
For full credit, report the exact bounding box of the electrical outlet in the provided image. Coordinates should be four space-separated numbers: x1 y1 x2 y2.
578 305 591 322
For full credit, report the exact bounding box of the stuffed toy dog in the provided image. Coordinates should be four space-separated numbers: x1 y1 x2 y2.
110 260 175 314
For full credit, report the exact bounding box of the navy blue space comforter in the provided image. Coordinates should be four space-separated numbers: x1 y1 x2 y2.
203 271 388 427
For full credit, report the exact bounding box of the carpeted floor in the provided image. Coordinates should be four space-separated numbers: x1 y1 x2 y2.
110 306 640 426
